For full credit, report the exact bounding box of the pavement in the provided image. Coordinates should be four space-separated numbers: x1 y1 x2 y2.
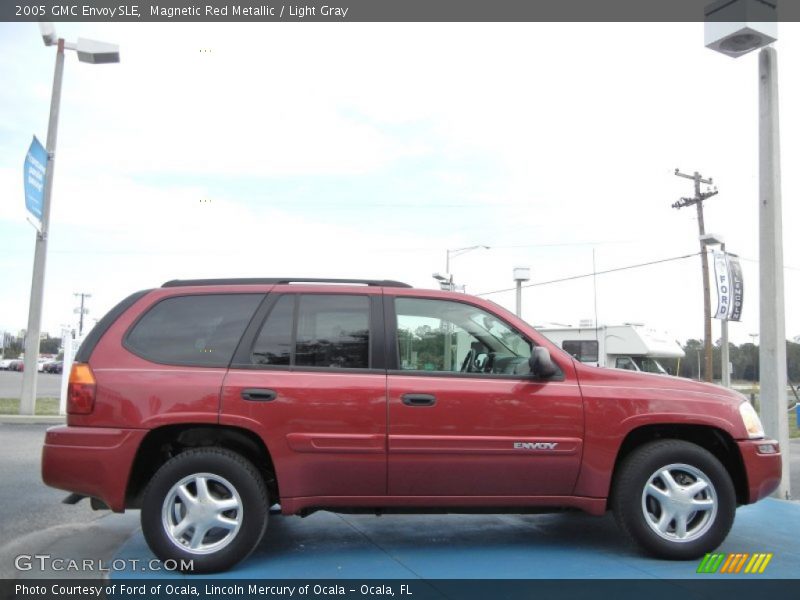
0 423 138 580
0 370 63 399
1 423 798 583
111 498 800 580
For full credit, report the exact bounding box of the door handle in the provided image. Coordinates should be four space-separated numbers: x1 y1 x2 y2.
241 388 277 402
402 393 436 407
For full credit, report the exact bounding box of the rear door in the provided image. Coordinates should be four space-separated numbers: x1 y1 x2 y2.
220 286 387 499
386 293 584 497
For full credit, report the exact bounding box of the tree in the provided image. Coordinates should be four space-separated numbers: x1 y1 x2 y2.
40 337 62 355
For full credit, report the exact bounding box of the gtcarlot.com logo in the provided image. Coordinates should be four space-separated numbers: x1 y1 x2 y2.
696 552 773 574
14 554 193 573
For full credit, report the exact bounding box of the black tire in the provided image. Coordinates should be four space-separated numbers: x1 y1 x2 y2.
611 439 736 560
141 447 269 573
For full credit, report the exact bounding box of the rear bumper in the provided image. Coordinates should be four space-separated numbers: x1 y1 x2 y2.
737 438 782 503
41 425 147 512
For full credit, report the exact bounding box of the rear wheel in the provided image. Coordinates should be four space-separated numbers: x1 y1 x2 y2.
141 447 268 573
612 439 736 559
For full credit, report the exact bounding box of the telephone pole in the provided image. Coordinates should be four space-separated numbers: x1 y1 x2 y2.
73 292 91 336
673 169 718 383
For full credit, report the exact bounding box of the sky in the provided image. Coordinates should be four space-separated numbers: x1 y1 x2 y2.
0 21 798 346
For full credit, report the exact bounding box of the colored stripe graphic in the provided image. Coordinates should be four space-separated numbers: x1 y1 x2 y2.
696 554 713 573
720 554 736 573
751 554 766 573
758 553 773 573
698 553 773 575
733 554 749 573
697 553 724 573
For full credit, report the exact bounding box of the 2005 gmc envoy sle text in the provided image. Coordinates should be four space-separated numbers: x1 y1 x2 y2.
41 278 782 573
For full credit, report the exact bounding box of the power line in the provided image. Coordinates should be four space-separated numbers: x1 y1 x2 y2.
486 240 635 249
474 252 701 297
738 255 800 272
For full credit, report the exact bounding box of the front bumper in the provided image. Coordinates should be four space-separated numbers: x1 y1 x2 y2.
737 438 782 503
42 425 147 512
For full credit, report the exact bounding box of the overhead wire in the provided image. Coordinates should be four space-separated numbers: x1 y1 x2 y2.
474 252 702 297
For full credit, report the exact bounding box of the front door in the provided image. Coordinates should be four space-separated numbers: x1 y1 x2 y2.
386 295 584 497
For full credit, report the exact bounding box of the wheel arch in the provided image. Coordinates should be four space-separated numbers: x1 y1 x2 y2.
610 424 748 506
126 424 278 508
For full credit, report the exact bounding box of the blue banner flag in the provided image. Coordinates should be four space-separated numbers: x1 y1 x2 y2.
24 136 48 223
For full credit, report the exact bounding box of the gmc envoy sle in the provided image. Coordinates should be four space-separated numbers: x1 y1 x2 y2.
42 278 781 572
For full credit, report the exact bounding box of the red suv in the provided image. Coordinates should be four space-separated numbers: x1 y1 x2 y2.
42 278 781 572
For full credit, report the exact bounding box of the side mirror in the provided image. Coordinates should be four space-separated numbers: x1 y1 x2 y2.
528 347 559 378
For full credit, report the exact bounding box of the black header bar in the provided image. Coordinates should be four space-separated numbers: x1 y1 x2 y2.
4 0 799 23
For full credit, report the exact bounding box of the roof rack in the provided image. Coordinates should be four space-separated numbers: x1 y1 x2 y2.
161 278 413 288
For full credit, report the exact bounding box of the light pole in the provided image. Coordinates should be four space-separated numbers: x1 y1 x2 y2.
749 332 759 395
696 348 702 381
705 0 790 498
700 234 730 387
445 245 490 278
439 245 489 291
513 267 530 318
19 24 120 416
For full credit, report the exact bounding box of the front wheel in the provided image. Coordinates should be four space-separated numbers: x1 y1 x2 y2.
141 448 269 573
612 440 736 559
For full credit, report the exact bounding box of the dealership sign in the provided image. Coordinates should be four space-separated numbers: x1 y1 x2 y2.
23 136 47 228
713 251 744 322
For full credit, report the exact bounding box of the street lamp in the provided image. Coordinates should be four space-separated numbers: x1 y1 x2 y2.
513 267 530 318
699 234 730 387
446 245 490 274
19 24 120 416
437 245 490 292
704 0 777 57
431 272 452 291
705 0 790 499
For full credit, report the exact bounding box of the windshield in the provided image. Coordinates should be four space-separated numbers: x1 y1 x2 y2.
632 356 668 374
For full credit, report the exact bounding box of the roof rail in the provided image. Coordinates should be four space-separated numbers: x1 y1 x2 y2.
161 278 413 288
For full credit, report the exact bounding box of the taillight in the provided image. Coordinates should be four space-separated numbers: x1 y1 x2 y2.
67 363 96 415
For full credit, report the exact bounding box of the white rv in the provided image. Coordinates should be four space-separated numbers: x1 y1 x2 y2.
536 324 685 375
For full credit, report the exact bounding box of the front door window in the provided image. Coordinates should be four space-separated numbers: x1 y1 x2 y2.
395 297 531 375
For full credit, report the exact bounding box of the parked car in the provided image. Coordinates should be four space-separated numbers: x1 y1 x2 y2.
42 278 781 573
0 358 14 370
8 360 23 372
43 361 63 374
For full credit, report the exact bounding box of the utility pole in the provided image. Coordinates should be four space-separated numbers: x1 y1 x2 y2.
73 293 92 336
673 169 718 383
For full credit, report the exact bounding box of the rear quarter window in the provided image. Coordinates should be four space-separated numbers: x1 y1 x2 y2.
125 294 263 367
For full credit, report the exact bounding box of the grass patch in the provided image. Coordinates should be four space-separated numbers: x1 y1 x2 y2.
0 397 60 415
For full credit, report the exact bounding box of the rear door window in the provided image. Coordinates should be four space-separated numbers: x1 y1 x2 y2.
125 294 262 367
249 294 371 369
250 295 294 366
295 295 370 368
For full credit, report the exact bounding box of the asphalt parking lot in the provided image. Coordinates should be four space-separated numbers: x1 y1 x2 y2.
0 370 62 399
2 425 799 582
0 423 138 580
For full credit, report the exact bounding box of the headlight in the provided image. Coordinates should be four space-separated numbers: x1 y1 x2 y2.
739 401 765 439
